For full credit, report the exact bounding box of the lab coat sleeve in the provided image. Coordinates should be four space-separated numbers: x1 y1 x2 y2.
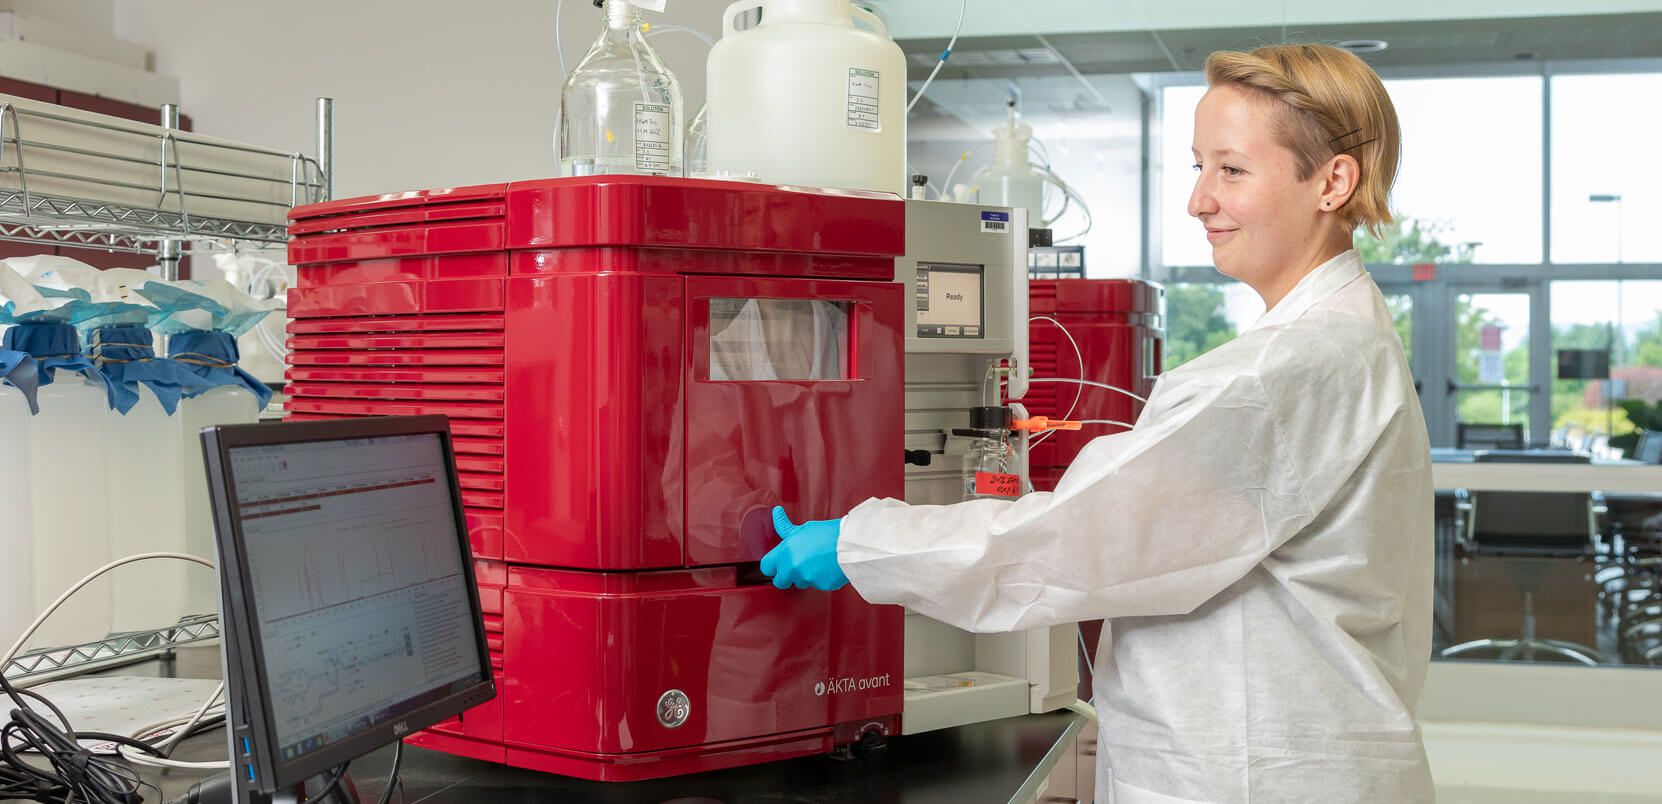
838 326 1389 633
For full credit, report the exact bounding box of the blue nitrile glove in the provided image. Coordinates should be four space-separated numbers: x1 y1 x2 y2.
759 506 849 591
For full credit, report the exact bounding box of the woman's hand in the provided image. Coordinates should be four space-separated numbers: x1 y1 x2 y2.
759 506 849 591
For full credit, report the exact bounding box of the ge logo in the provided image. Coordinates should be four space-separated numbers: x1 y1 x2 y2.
657 689 691 728
814 682 826 696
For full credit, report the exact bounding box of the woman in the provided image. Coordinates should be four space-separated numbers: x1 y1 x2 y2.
763 43 1434 803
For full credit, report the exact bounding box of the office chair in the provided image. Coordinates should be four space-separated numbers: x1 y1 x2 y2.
1634 430 1662 465
1442 489 1605 665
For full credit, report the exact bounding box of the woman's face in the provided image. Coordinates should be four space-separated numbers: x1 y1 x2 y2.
1187 84 1334 295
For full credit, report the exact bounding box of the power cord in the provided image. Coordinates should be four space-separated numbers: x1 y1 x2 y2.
375 739 404 804
0 669 168 803
2 552 216 674
3 551 235 777
120 682 229 771
305 760 350 803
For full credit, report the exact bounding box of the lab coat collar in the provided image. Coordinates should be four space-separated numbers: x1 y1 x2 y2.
1244 249 1366 334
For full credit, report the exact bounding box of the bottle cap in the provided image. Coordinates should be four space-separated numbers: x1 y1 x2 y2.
969 405 1013 432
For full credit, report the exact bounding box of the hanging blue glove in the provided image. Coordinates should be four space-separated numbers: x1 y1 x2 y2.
760 506 849 591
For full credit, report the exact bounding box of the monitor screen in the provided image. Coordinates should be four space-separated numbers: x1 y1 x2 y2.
225 432 486 766
915 263 985 339
1556 349 1610 380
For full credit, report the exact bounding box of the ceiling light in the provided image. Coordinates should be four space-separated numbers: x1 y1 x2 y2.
1335 39 1389 54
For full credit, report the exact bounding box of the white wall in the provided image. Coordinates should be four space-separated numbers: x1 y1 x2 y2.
113 0 725 199
0 0 114 31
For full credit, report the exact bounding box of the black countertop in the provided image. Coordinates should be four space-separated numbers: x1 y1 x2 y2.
33 646 1085 804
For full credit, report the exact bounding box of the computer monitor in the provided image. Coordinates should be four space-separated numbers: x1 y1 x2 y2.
1556 348 1610 380
200 416 495 803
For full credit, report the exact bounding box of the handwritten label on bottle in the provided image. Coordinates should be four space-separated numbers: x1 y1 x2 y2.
634 102 672 174
846 68 880 131
974 472 1021 498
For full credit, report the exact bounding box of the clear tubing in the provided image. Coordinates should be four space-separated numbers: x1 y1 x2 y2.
1024 377 1148 404
1028 316 1084 448
906 0 968 114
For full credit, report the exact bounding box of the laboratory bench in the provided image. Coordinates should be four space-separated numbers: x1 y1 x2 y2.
1430 447 1662 494
51 646 1089 804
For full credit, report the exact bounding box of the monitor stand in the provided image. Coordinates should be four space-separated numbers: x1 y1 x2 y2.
171 597 364 804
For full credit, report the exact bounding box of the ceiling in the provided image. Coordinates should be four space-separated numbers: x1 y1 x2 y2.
898 12 1662 78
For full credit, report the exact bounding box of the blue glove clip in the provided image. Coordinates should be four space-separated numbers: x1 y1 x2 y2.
759 506 849 591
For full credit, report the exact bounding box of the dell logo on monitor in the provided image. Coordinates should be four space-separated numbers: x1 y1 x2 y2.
392 721 409 736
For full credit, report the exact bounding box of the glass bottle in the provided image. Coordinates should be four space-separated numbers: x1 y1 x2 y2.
684 102 708 178
961 406 1019 501
556 0 683 177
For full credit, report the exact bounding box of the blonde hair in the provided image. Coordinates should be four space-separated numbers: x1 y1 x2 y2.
1204 44 1400 237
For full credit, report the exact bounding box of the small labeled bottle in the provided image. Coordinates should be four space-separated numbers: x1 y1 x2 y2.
959 405 1020 501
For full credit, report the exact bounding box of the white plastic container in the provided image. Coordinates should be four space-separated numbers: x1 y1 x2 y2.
107 384 188 633
30 370 112 649
706 0 906 194
178 385 258 617
0 369 35 650
974 107 1049 227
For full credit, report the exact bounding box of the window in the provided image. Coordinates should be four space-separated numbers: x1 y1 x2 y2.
1550 281 1662 452
1551 73 1662 265
1384 77 1544 265
1158 85 1210 269
708 299 850 381
1384 293 1414 363
1162 281 1260 370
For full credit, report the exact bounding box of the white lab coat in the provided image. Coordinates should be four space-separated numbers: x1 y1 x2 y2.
839 250 1435 803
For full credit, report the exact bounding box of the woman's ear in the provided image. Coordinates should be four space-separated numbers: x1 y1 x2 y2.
1318 154 1361 212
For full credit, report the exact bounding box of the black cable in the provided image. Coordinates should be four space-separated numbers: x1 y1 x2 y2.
7 687 71 732
0 671 153 803
374 739 404 804
75 730 170 757
301 759 350 803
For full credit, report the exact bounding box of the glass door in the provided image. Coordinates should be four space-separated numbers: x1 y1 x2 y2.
1447 289 1537 448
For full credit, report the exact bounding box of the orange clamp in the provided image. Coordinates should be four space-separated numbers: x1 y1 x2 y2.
1011 416 1082 433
